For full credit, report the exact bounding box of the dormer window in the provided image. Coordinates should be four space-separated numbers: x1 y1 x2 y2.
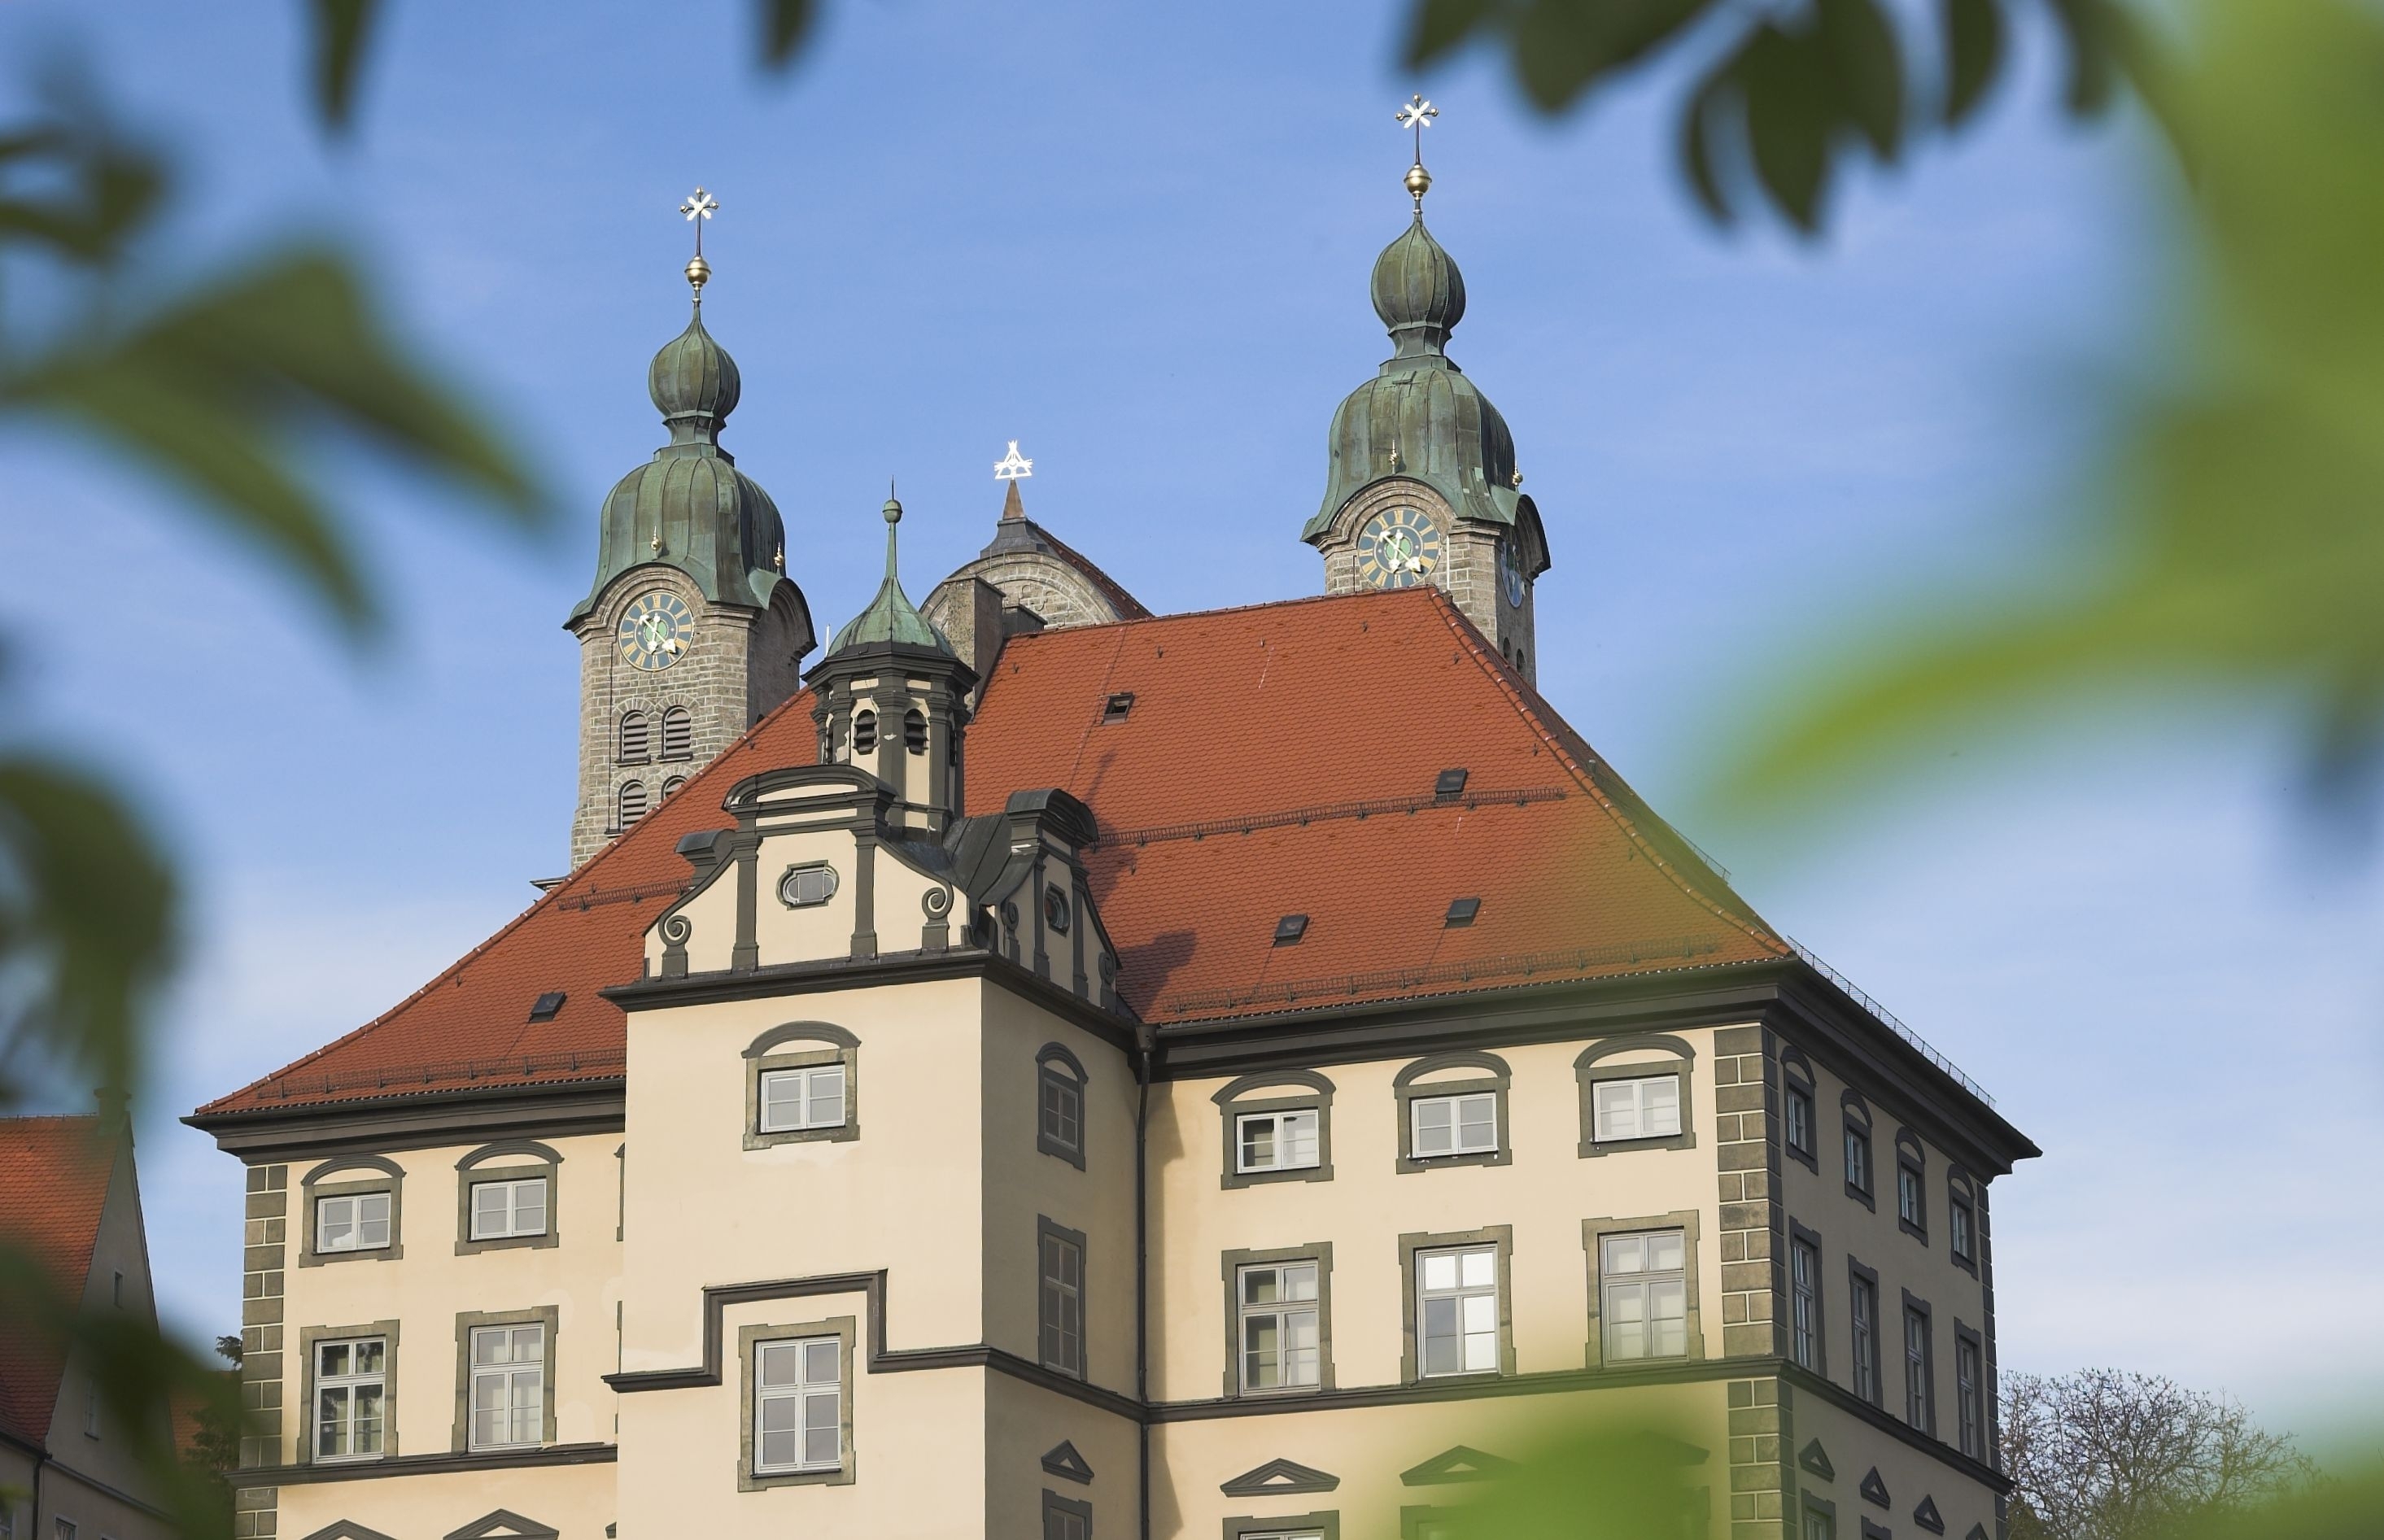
1102 691 1136 723
853 710 879 756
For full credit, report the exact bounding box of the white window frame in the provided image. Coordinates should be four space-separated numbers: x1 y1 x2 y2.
1789 1237 1820 1370
758 1063 848 1134
752 1334 842 1475
1904 1306 1934 1431
1784 1083 1815 1158
467 1322 546 1451
312 1336 387 1463
1409 1092 1497 1160
1850 1273 1880 1403
1591 1073 1682 1142
1599 1228 1689 1363
1956 1335 1985 1459
1039 1224 1085 1377
468 1178 548 1241
1415 1244 1500 1377
1950 1197 1976 1263
314 1191 391 1254
1236 1260 1321 1393
1234 1109 1320 1174
1039 1063 1083 1156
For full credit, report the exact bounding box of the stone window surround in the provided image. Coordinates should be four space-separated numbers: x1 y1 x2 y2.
737 1315 858 1491
1039 1215 1089 1380
1780 1046 1820 1174
1788 1217 1827 1376
1946 1166 1979 1276
1219 1242 1338 1398
298 1156 404 1268
1895 1128 1929 1244
1043 1489 1094 1540
1391 1051 1513 1175
1212 1070 1336 1189
1225 1512 1341 1540
1902 1289 1937 1437
454 1141 562 1255
744 1022 861 1151
295 1319 400 1465
1841 1092 1875 1211
1574 1034 1699 1157
1953 1316 1989 1462
1037 1041 1089 1170
450 1306 559 1455
1803 1491 1840 1540
1580 1211 1705 1371
1847 1254 1884 1408
1396 1224 1517 1384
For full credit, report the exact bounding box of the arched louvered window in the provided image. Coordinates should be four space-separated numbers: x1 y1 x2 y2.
661 776 686 799
904 709 928 755
617 780 650 830
853 710 878 756
618 711 650 762
660 705 693 761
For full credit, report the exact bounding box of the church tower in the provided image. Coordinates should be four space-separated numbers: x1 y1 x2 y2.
565 213 815 868
1304 102 1550 682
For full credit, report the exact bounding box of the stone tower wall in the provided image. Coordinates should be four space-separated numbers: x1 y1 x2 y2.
1315 478 1538 686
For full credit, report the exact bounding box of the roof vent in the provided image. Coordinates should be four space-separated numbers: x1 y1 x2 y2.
1273 914 1309 946
1102 691 1136 723
1434 768 1469 801
1444 897 1480 927
527 991 566 1023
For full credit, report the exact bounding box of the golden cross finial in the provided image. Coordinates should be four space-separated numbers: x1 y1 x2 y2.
1396 95 1438 210
679 186 719 297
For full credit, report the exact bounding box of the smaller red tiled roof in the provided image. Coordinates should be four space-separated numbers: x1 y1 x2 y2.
0 1115 116 1445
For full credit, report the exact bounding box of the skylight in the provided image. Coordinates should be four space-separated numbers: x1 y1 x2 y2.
527 991 566 1023
1273 914 1310 945
1443 898 1480 927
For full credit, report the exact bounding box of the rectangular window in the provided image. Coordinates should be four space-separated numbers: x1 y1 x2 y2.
1043 1491 1092 1540
1904 1306 1933 1432
1845 1125 1872 1196
753 1336 841 1474
1897 1163 1926 1232
1237 1261 1321 1392
1803 1507 1836 1540
759 1064 847 1134
315 1192 392 1254
1235 1110 1320 1174
1591 1074 1682 1142
54 1522 75 1540
1040 1071 1082 1154
1411 1093 1497 1159
312 1337 386 1461
1417 1245 1500 1376
1785 1084 1814 1159
1039 1226 1084 1376
1956 1336 1985 1458
1851 1273 1880 1404
1600 1230 1688 1362
1790 1237 1820 1371
467 1323 545 1450
1950 1198 1976 1265
468 1179 548 1241
81 1376 98 1437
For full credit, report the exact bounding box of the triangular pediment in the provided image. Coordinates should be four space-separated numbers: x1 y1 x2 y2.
1859 1468 1892 1508
1914 1495 1945 1534
1041 1439 1096 1485
444 1512 559 1540
300 1526 398 1540
1220 1456 1342 1496
1966 1526 1992 1540
1797 1437 1836 1480
1400 1445 1517 1486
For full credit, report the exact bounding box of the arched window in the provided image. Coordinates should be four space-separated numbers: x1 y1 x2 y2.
618 711 650 762
853 710 878 756
661 776 686 800
904 709 928 754
617 780 649 829
660 705 693 761
1036 1044 1089 1169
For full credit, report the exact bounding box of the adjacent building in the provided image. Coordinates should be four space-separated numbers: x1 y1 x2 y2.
188 148 2037 1540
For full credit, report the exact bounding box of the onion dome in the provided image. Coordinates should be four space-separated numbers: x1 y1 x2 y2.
566 290 791 624
826 493 956 656
1372 216 1467 356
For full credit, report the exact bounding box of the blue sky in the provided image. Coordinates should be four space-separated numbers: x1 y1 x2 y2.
4 0 2377 1435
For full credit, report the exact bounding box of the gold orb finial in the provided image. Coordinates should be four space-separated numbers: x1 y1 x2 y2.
1395 94 1439 212
679 186 719 299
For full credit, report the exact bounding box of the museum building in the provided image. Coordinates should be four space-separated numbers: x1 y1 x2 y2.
188 146 2038 1540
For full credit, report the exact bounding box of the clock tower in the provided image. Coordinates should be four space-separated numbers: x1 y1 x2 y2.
1304 110 1549 682
563 238 814 869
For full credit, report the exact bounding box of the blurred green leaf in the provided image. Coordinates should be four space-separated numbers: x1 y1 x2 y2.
759 0 820 68
0 761 175 1105
307 0 382 132
0 246 544 631
1941 0 2003 126
0 86 166 267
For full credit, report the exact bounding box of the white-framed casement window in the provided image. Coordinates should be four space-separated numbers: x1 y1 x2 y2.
468 1179 548 1241
1904 1306 1934 1431
1416 1245 1500 1376
1410 1093 1496 1160
753 1335 841 1475
759 1063 848 1134
1039 1221 1085 1377
1784 1081 1816 1160
1850 1272 1881 1404
1956 1335 1985 1459
315 1192 391 1254
467 1323 545 1450
1237 1260 1321 1392
312 1337 386 1461
1591 1073 1682 1142
1235 1109 1320 1175
1789 1236 1821 1370
1950 1196 1976 1265
1599 1229 1688 1361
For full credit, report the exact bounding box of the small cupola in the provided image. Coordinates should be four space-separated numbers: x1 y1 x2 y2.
807 491 977 835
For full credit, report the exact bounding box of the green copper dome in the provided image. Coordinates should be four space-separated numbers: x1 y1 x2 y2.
1303 214 1524 541
826 495 956 657
567 298 792 624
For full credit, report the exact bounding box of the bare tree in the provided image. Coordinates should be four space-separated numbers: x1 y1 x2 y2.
2002 1370 2317 1540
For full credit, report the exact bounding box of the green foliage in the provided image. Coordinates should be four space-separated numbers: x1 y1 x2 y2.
307 0 381 131
761 0 822 69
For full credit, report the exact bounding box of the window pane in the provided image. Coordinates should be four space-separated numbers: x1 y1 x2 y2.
317 1197 352 1250
803 1394 839 1465
1245 1315 1280 1387
1594 1080 1634 1138
353 1385 383 1453
810 1067 846 1127
761 1425 799 1469
318 1342 349 1376
1461 1294 1496 1335
354 1340 384 1375
1242 1266 1281 1307
1604 1234 1645 1275
1283 1110 1319 1167
1421 1296 1458 1374
1457 1094 1495 1150
1415 1099 1452 1154
759 1343 801 1389
513 1182 547 1236
1421 1252 1457 1291
1240 1115 1277 1170
804 1339 838 1385
1646 1230 1684 1272
1644 1075 1680 1135
1282 1263 1318 1301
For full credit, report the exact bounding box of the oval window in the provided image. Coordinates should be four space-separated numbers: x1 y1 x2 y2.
779 863 840 909
1043 883 1072 934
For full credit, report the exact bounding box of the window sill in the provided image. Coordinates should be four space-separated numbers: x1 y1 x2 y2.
454 1230 557 1256
1578 1131 1697 1158
1395 1149 1509 1175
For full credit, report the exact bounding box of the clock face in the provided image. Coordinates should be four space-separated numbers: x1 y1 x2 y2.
617 590 696 672
1501 538 1527 606
1356 507 1443 590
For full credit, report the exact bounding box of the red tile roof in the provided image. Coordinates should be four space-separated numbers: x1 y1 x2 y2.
194 588 1784 1118
0 1115 117 1445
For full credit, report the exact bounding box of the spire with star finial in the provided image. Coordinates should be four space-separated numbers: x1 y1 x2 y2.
679 185 718 299
1397 94 1438 212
